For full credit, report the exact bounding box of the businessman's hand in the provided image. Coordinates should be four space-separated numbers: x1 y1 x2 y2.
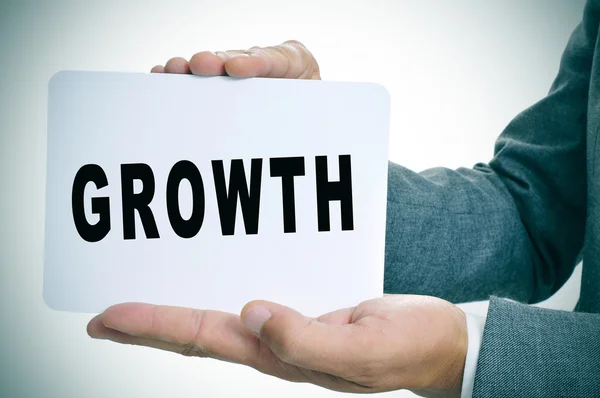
87 295 467 398
152 40 321 80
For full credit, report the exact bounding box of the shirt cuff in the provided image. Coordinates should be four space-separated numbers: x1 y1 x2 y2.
460 313 486 398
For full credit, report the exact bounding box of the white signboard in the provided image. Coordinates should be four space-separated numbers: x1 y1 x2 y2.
44 71 390 316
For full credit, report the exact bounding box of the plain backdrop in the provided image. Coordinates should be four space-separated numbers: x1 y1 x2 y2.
0 1 587 397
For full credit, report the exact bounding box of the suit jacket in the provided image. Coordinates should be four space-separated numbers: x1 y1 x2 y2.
384 1 600 396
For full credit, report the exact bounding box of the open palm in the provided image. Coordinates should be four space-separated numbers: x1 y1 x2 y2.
88 294 466 397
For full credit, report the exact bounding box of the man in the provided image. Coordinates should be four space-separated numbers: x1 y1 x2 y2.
87 1 600 396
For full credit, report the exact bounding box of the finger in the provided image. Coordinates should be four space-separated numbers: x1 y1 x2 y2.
89 306 332 386
164 57 191 74
90 303 260 365
89 315 370 392
89 305 373 393
240 301 360 375
188 50 250 76
316 307 355 325
215 49 249 60
224 41 319 79
150 65 165 73
87 314 220 358
189 51 226 76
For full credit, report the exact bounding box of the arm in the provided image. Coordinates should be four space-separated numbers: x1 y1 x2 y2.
473 297 600 397
384 0 595 304
391 2 599 396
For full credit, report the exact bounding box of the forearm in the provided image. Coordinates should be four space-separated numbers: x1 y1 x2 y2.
384 162 541 303
384 0 596 303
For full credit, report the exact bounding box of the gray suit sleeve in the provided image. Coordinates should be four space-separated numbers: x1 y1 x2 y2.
472 297 600 397
383 0 596 305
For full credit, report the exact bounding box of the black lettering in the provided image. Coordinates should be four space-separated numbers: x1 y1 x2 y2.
166 160 205 238
72 164 111 242
269 157 305 233
212 159 263 235
315 155 354 232
121 163 160 239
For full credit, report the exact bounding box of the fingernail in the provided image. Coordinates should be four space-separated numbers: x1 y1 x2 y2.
243 305 272 335
231 53 250 59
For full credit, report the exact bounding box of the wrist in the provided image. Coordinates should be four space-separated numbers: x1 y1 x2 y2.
433 305 468 395
409 304 468 398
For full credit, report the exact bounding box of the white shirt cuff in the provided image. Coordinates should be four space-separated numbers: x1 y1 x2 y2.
460 313 486 398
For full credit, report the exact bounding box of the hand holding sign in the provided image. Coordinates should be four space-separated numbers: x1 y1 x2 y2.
151 40 321 80
88 295 467 397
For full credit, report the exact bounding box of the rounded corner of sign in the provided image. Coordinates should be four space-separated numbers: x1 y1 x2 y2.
369 82 391 104
48 70 70 90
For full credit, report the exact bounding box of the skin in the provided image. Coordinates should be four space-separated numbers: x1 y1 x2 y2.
87 40 467 398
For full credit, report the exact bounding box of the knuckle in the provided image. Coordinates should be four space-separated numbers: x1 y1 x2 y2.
276 42 301 58
283 39 306 49
245 46 270 58
179 343 210 358
263 45 288 59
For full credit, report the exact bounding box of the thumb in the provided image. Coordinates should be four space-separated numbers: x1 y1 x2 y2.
240 300 356 375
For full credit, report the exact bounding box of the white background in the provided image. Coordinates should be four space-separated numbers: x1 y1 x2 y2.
0 1 586 397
